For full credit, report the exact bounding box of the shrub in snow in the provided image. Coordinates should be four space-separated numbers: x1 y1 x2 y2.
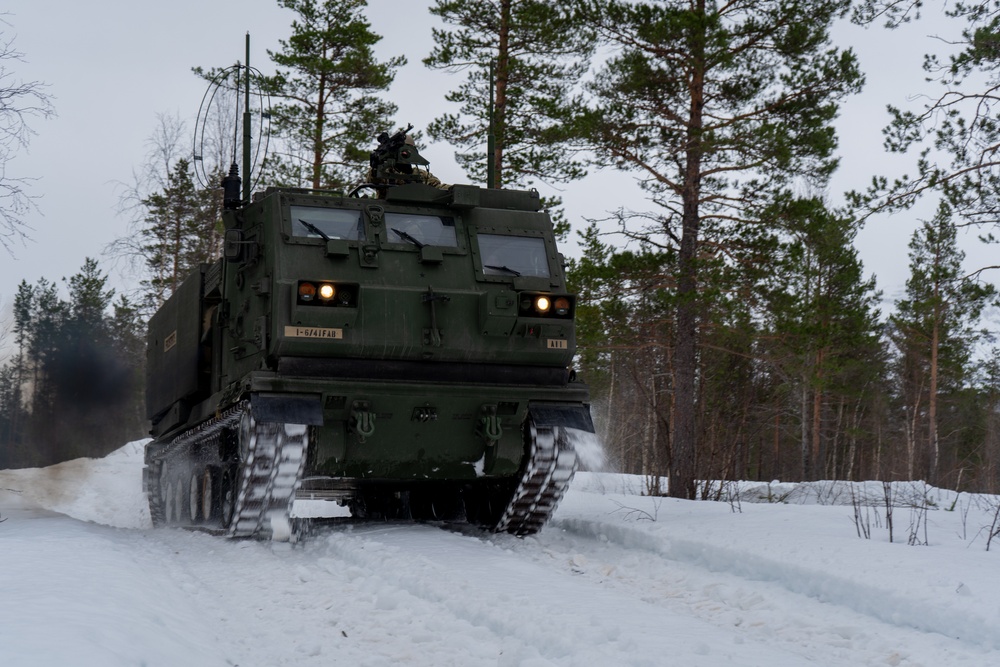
986 499 1000 551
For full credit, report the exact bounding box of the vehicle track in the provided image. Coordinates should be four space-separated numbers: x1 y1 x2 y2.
514 514 998 666
141 524 579 666
304 522 826 666
140 512 996 667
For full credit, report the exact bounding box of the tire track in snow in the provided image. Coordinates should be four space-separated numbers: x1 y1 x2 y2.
543 516 1000 661
314 525 627 666
146 527 503 667
312 523 814 666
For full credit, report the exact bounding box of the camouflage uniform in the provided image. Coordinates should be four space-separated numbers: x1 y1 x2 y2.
366 163 448 190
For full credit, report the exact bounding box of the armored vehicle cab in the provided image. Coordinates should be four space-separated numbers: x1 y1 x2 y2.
143 133 593 540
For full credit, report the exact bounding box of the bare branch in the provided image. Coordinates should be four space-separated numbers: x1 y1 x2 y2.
0 20 56 255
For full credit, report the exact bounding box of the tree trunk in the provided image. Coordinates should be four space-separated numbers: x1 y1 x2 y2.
811 348 824 479
670 6 705 500
929 298 940 484
800 375 810 479
773 412 780 480
643 363 661 494
906 378 923 480
493 0 511 188
312 69 327 190
846 393 864 481
606 351 616 464
831 396 845 479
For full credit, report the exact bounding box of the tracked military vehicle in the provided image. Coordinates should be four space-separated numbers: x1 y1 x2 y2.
143 125 594 540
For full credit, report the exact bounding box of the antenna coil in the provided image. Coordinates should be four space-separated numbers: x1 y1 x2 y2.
192 57 272 199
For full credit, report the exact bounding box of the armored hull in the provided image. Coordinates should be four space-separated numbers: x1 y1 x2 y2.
143 182 593 539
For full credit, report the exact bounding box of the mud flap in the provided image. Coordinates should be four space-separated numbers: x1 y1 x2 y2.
528 403 595 433
250 392 324 425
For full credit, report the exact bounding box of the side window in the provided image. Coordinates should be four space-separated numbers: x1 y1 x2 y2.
290 206 364 241
478 234 551 278
385 213 458 248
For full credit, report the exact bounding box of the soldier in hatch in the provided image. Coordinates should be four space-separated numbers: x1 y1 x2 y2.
363 125 448 196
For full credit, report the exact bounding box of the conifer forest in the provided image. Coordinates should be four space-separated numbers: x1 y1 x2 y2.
3 0 1000 498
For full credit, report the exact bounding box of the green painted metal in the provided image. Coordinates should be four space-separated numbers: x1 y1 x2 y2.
147 171 589 488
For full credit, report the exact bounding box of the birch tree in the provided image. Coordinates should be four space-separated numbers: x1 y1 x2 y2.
0 20 55 254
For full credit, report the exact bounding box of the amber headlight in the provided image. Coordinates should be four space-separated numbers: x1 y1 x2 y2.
297 281 359 307
517 292 575 319
298 282 317 302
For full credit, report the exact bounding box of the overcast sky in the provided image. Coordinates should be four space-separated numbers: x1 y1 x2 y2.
0 0 987 338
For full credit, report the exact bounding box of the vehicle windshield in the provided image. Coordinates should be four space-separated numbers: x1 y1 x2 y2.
478 234 551 278
291 206 364 241
385 213 458 248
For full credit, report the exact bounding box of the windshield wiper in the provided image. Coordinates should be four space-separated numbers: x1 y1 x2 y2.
485 264 522 276
391 227 425 248
299 219 331 242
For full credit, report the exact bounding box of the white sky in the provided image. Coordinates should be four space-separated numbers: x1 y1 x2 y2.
0 0 987 332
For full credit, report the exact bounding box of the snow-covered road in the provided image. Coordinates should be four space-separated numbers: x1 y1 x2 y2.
2 443 999 666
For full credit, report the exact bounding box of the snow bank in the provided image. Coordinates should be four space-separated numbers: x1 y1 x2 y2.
0 439 151 529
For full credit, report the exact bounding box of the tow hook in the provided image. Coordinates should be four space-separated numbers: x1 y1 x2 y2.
478 405 503 446
351 400 376 443
477 405 503 474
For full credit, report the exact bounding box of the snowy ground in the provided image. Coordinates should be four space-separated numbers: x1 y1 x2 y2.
2 443 999 666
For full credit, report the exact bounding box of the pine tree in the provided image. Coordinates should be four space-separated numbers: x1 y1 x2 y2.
7 280 33 441
852 0 1000 230
139 158 222 310
2 260 147 466
762 198 884 480
890 202 995 485
108 295 147 441
24 278 68 416
67 257 115 336
570 0 864 497
568 223 676 484
261 0 404 191
32 261 121 460
0 281 35 466
0 362 23 466
424 0 592 206
972 351 1000 492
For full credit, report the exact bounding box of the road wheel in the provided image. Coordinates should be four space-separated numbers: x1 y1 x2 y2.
164 478 176 524
201 467 215 523
189 470 202 523
220 467 236 529
174 475 187 526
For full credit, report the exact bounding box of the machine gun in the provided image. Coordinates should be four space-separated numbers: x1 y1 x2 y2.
368 124 431 186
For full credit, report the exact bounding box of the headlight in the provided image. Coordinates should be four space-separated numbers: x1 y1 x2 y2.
298 282 317 302
517 292 574 319
297 281 359 307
